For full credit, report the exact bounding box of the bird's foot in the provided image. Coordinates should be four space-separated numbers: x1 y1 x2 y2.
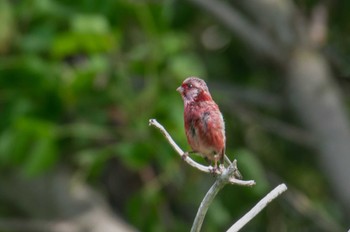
181 152 189 160
209 165 218 176
233 168 243 180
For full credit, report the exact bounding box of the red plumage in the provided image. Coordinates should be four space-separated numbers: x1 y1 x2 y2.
177 77 225 168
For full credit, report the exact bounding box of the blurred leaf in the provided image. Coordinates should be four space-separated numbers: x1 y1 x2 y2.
52 33 116 58
15 117 56 137
51 14 117 58
0 0 15 54
31 0 69 17
207 200 231 228
168 53 206 79
0 130 15 163
12 117 58 175
160 33 189 56
0 0 347 230
24 137 57 176
127 189 163 232
72 14 110 34
57 122 111 140
75 148 111 180
115 142 153 169
19 27 53 53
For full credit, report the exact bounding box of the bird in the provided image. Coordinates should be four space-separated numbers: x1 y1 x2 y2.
177 77 226 170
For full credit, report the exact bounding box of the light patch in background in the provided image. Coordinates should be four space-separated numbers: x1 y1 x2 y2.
201 25 231 51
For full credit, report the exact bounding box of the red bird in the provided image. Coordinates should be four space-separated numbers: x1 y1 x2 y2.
177 77 226 169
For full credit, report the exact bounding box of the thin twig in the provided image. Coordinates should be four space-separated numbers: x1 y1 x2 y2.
227 183 288 232
149 119 255 186
149 119 287 231
149 119 211 173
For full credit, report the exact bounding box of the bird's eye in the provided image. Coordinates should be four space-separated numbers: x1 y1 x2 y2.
187 84 193 88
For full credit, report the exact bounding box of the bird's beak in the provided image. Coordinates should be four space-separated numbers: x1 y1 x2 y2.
176 86 183 93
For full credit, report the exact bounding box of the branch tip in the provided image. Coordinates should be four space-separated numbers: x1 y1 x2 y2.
149 118 255 185
150 118 287 231
149 118 155 126
227 183 288 231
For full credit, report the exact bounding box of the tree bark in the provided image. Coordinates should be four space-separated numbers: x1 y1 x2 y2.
287 48 350 214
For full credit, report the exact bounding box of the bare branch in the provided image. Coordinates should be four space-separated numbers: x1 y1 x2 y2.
149 118 255 186
149 118 212 173
227 184 288 232
190 174 226 232
191 161 253 232
150 119 288 231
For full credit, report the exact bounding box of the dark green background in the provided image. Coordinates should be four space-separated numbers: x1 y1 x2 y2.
0 0 349 231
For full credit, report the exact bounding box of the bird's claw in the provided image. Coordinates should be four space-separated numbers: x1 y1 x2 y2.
181 152 189 160
209 166 218 176
233 168 243 180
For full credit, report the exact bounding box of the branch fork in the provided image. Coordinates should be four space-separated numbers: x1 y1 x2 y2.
149 118 287 231
148 118 255 186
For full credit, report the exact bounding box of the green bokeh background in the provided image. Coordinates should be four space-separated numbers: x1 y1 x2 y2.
0 0 349 231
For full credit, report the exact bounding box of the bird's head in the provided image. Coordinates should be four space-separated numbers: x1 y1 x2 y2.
177 77 212 103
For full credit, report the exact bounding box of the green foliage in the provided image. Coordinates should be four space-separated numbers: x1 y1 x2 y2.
0 0 348 231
